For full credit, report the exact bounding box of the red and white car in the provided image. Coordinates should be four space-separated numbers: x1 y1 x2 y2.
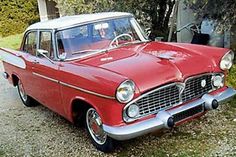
1 12 236 152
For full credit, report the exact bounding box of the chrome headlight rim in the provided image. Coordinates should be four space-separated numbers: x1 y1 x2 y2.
116 80 135 103
220 50 234 70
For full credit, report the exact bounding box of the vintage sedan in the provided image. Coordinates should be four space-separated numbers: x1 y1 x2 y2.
1 12 236 152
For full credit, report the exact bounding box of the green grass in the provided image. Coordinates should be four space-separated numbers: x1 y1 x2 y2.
0 34 23 60
226 64 236 106
0 34 23 50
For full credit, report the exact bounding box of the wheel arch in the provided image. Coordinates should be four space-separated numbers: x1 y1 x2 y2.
11 73 19 86
70 97 102 125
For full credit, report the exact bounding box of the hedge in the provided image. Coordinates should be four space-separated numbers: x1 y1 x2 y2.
0 0 39 37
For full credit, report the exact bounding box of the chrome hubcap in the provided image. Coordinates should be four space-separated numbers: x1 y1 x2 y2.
86 108 107 145
18 81 27 102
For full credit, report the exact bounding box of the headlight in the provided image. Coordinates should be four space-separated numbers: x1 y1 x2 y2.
212 75 224 88
220 51 234 70
116 80 135 103
127 104 140 118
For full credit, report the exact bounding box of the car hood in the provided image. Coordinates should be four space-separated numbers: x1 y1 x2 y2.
75 41 226 93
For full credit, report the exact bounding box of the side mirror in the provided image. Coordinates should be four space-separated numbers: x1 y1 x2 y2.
37 49 49 57
37 49 54 64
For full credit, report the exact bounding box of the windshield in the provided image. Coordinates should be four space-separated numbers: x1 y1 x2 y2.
56 17 147 60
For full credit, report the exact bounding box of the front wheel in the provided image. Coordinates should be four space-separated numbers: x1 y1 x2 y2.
17 79 35 107
85 108 115 152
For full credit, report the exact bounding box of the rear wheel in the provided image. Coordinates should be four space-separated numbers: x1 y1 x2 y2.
17 79 35 107
85 108 114 152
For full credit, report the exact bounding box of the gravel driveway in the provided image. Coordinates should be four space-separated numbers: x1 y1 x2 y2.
1 61 236 157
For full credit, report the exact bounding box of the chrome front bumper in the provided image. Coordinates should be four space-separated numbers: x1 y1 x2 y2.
103 87 236 141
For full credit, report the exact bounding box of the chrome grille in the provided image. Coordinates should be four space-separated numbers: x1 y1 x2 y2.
126 73 215 120
137 84 180 116
182 74 213 102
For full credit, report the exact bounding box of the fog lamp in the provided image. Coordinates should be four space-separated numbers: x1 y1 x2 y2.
212 75 224 88
127 104 139 118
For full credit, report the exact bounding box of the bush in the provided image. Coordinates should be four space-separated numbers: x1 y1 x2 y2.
0 0 39 37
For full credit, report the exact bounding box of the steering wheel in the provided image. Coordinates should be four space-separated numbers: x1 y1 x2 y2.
109 33 133 48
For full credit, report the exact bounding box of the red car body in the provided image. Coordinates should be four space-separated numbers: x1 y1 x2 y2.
1 12 235 152
0 41 231 123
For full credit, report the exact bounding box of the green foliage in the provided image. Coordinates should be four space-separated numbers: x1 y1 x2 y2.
226 64 236 107
53 0 113 15
0 150 5 157
184 0 236 27
53 0 175 40
0 0 39 37
227 64 236 88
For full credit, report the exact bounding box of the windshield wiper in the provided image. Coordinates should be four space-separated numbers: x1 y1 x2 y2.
115 40 150 47
72 49 103 55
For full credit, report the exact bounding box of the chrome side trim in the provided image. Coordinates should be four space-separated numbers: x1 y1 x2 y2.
0 48 26 69
104 87 236 140
60 82 115 100
33 72 59 83
32 72 115 100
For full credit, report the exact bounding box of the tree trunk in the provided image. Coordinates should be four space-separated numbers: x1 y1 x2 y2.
148 0 175 41
149 2 158 40
164 0 175 29
157 0 167 30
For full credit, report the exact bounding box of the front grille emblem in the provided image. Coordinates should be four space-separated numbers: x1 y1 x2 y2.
177 83 185 102
201 79 206 87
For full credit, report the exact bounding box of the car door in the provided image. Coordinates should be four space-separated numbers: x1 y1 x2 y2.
31 30 63 114
21 31 40 99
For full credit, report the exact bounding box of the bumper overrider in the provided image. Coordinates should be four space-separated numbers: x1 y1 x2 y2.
103 87 236 140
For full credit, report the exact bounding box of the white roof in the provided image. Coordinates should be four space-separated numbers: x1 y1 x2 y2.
26 12 133 31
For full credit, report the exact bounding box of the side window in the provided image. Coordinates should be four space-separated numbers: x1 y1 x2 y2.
39 31 53 59
23 32 37 56
56 26 88 56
